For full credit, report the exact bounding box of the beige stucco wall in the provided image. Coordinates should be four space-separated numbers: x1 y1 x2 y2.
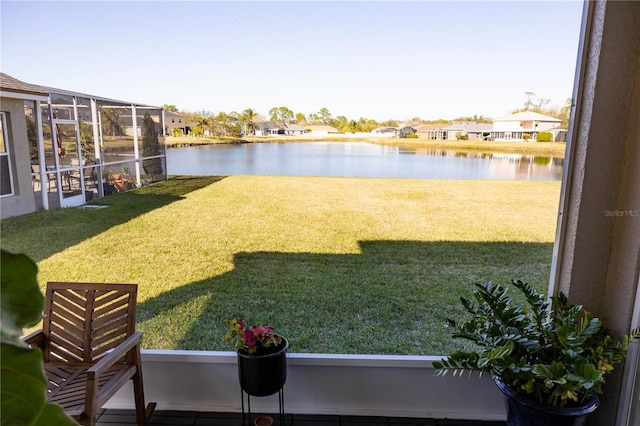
0 96 37 218
552 1 640 424
599 1 640 337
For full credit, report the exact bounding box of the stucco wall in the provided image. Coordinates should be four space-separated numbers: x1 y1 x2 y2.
492 121 524 132
552 1 640 424
0 96 37 219
536 121 560 132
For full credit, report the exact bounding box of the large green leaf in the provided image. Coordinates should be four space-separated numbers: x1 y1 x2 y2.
0 344 72 425
0 249 76 426
0 251 43 344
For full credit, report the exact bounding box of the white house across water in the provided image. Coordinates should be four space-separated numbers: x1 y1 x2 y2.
491 111 563 141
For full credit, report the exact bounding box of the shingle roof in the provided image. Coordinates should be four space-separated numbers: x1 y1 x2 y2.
415 124 449 131
1 73 160 108
305 125 339 132
164 111 184 119
443 122 493 132
286 124 305 131
0 73 49 97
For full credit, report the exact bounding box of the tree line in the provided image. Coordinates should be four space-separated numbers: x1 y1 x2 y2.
163 105 409 137
163 92 571 137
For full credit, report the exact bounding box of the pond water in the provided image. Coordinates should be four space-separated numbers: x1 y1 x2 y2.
166 142 563 180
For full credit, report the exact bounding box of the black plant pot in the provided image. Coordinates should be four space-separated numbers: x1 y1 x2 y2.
103 183 116 195
237 336 288 397
495 378 599 426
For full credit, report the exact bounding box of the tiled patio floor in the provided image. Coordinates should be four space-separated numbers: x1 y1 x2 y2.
96 409 506 426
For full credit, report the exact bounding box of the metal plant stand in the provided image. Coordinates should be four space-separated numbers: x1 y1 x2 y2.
241 387 285 426
237 337 289 426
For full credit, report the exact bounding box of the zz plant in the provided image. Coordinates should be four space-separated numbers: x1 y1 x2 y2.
433 280 639 407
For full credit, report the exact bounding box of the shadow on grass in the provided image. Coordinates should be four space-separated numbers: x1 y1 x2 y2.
0 176 226 262
137 240 554 355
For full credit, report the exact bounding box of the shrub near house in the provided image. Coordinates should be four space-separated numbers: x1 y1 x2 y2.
536 131 553 142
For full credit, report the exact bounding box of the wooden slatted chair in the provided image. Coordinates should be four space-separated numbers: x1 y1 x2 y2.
23 282 156 426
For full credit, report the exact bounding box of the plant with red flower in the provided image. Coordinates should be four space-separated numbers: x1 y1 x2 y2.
225 318 283 354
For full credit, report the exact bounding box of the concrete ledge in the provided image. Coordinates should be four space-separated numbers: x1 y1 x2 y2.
105 350 506 421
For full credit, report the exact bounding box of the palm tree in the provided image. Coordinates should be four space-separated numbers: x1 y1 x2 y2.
559 98 572 128
212 111 239 137
193 111 211 137
240 108 258 135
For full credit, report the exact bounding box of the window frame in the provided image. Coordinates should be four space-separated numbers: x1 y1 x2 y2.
0 112 15 197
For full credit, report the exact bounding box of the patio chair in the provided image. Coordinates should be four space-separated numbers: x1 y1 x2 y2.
31 164 56 192
23 282 156 426
68 160 98 191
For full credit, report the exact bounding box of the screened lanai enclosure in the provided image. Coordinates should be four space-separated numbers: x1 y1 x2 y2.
25 85 166 210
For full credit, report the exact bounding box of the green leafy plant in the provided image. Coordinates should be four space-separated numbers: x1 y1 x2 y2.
536 131 553 142
225 318 283 354
433 280 639 407
455 131 469 140
1 249 76 425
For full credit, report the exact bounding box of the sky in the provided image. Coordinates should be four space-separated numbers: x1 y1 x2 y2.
1 1 585 122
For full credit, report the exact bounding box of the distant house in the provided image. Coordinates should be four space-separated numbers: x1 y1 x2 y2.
372 127 397 136
305 125 339 135
396 126 417 138
285 124 305 135
414 124 449 140
442 122 493 140
270 126 285 135
254 123 285 135
120 113 164 137
371 125 418 138
491 111 562 141
254 123 270 136
164 111 186 136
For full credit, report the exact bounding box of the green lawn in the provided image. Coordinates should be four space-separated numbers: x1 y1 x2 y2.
1 175 561 355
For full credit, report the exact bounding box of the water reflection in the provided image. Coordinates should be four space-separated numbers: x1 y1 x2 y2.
166 142 563 181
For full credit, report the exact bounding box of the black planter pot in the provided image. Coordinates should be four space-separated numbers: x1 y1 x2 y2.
237 336 288 397
495 378 599 426
103 183 116 195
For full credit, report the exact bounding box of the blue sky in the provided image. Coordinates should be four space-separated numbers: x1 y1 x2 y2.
1 1 584 121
